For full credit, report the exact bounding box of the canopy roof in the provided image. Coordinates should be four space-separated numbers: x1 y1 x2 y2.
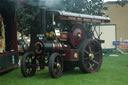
51 10 110 23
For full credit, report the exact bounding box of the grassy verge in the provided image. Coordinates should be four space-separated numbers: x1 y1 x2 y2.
0 55 128 85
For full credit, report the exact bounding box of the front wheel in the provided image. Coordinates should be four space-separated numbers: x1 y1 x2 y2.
21 52 37 77
48 53 63 78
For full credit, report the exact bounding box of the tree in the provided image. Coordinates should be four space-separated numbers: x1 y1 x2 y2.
16 1 40 50
117 0 127 7
62 0 105 15
39 0 105 15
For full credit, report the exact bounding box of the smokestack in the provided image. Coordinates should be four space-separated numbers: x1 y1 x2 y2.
40 7 46 37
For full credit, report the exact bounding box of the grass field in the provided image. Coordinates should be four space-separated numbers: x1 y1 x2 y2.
0 54 128 85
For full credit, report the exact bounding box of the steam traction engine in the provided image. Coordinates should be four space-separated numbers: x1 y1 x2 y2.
21 8 110 78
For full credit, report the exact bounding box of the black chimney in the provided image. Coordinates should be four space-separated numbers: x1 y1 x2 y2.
40 8 46 38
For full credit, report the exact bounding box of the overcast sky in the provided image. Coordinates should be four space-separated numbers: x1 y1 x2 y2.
104 0 117 2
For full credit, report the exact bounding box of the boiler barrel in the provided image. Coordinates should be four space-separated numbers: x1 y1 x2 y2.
34 41 63 54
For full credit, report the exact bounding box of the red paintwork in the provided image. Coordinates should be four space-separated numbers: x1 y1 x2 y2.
34 41 44 54
0 65 18 73
63 49 79 61
61 32 68 41
0 51 18 56
53 43 62 52
12 13 18 51
0 51 18 73
70 24 86 48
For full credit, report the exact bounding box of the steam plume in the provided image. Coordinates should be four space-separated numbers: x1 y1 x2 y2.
38 0 63 9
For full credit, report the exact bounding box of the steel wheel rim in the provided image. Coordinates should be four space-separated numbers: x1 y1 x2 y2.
83 41 102 72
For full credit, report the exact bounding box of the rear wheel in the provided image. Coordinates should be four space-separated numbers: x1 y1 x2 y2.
21 52 37 77
48 53 63 78
79 39 103 73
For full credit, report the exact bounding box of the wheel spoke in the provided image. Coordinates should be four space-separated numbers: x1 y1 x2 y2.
84 50 89 55
32 56 34 59
54 68 57 73
56 57 59 63
28 68 31 74
54 62 60 73
26 58 29 63
91 60 99 65
89 63 93 71
89 46 93 53
25 63 32 68
84 57 89 61
26 68 30 74
29 58 32 62
55 67 60 74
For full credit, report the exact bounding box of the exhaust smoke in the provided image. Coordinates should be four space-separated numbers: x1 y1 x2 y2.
38 0 63 10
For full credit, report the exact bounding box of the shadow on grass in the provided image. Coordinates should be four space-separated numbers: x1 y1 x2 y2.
34 67 90 79
63 68 81 75
26 67 84 79
0 69 14 76
0 67 93 81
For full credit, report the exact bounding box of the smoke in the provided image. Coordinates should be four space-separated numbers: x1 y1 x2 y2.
38 0 63 10
14 0 64 10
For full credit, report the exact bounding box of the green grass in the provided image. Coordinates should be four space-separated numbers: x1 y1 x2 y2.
0 55 128 85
